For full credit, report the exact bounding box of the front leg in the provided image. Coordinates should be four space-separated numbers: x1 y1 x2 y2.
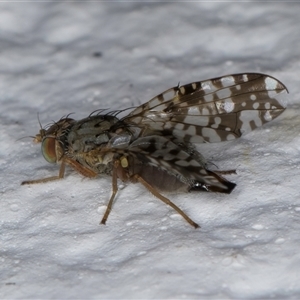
21 161 66 185
21 157 97 185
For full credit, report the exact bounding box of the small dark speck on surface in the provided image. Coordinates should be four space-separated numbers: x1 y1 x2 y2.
93 51 102 57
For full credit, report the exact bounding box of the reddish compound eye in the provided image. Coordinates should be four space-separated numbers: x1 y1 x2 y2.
41 137 57 163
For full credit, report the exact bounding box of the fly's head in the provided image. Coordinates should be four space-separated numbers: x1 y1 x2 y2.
34 118 75 164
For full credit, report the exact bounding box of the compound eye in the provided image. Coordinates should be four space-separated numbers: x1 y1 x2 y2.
41 137 57 163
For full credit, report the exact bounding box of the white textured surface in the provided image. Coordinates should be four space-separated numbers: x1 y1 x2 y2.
1 2 300 299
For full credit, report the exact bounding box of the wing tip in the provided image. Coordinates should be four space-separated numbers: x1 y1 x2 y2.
190 170 236 194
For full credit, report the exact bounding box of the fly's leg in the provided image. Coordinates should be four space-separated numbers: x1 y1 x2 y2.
21 161 66 185
21 158 97 185
64 157 97 178
134 174 199 229
100 160 119 225
214 169 236 175
100 159 199 228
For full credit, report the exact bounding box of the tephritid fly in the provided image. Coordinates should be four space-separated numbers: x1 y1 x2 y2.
22 73 288 228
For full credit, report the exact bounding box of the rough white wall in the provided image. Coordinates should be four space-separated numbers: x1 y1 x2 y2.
1 2 299 299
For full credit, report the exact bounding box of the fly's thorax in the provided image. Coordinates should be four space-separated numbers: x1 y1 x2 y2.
73 148 115 175
66 115 120 153
83 149 115 166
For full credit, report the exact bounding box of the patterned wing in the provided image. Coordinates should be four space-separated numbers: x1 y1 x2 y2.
127 135 236 193
121 73 288 143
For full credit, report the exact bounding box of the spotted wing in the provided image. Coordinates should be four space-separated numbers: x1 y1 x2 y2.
121 73 288 143
126 135 236 193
